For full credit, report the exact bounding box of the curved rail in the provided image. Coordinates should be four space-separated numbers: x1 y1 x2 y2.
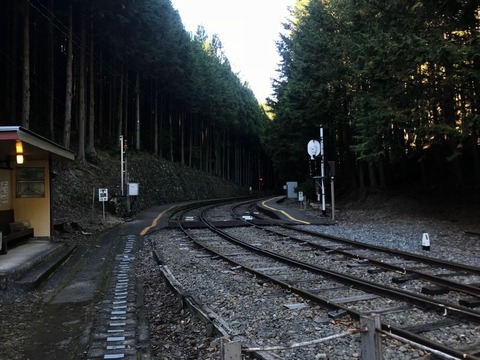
176 201 480 360
233 201 480 297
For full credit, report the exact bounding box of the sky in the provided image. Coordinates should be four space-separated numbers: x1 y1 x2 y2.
170 0 295 103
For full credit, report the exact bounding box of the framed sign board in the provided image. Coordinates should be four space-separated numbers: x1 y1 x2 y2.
16 167 45 198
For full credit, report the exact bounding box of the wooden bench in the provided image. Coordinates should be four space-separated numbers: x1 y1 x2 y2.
0 209 34 255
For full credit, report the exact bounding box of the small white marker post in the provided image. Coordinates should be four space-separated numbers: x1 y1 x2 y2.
422 232 430 251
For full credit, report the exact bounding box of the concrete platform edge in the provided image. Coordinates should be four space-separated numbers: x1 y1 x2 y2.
0 241 65 278
17 244 77 290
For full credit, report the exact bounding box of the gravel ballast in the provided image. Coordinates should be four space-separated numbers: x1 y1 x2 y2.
1 192 479 360
138 194 480 359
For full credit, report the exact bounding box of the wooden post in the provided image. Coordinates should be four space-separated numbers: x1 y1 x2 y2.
221 339 241 360
360 314 383 360
91 187 95 220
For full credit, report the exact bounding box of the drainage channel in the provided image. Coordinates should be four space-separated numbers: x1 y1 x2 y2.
87 234 147 359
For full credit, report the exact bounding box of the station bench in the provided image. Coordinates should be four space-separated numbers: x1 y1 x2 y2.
0 209 34 255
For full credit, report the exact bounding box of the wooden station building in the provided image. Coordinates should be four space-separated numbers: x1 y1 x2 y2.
0 126 75 253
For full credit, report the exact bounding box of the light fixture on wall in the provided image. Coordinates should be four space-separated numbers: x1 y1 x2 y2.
16 154 24 164
16 140 24 164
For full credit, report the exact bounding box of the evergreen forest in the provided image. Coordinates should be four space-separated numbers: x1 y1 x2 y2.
269 0 480 195
1 0 480 197
0 0 271 191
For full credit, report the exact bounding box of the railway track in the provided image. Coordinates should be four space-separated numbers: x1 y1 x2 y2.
233 203 480 307
149 199 480 359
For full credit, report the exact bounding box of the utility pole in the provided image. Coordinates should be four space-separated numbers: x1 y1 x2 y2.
319 126 326 216
119 135 124 196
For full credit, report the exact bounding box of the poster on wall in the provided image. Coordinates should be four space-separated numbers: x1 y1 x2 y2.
0 181 8 204
16 167 45 198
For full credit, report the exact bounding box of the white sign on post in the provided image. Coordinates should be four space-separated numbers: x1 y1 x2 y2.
99 188 108 202
98 188 108 220
298 191 304 202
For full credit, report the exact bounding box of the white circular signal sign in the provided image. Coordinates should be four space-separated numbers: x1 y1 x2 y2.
307 140 320 159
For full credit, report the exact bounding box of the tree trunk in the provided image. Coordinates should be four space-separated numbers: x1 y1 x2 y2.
214 131 219 175
473 127 480 182
180 114 185 165
107 65 113 138
199 119 204 171
206 124 211 173
7 6 18 120
21 1 30 129
63 3 73 149
86 7 96 157
135 70 140 150
158 94 163 158
153 81 158 155
378 156 386 188
77 9 87 163
368 162 377 188
169 110 174 161
124 72 129 138
223 130 227 178
188 114 193 167
358 160 365 192
443 63 463 187
235 137 239 183
227 135 231 181
98 50 103 139
48 0 55 138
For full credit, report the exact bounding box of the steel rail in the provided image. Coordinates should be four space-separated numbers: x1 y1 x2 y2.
235 202 480 297
283 224 480 275
181 203 480 360
261 226 480 297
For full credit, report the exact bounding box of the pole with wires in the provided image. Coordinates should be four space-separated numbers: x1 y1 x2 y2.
320 126 326 216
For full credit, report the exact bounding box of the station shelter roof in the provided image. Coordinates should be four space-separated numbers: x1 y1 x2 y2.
0 126 75 162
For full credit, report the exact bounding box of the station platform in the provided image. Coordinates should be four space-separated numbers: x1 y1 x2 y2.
256 196 334 225
0 203 177 290
0 239 74 290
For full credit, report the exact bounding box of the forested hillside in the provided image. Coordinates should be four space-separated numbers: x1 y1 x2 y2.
0 0 272 191
268 0 480 194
